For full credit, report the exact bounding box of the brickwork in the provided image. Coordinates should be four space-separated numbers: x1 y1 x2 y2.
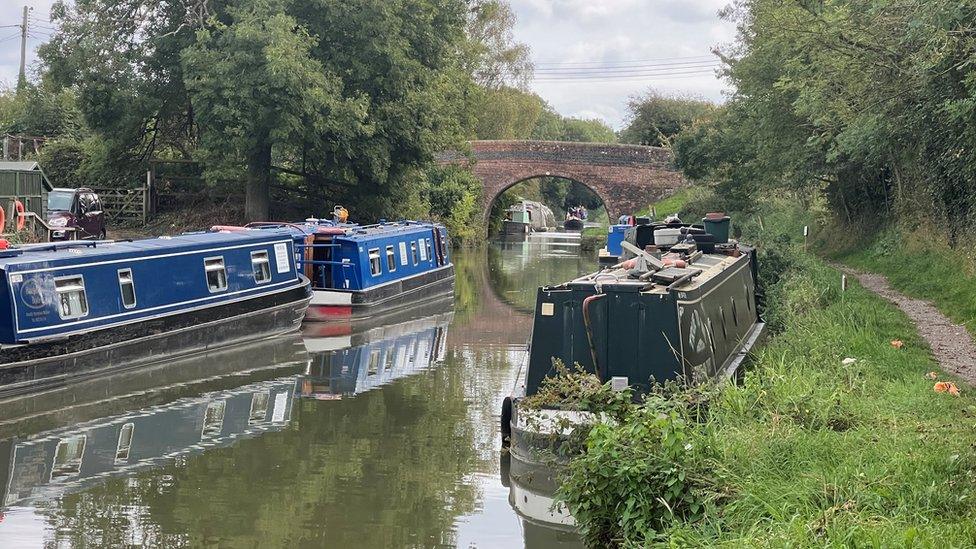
439 140 689 228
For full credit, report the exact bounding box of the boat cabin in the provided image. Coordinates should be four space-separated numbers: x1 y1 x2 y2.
0 230 301 344
294 221 451 292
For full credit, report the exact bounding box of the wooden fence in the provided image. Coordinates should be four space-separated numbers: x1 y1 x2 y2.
93 186 150 225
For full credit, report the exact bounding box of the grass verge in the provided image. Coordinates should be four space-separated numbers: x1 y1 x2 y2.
559 201 976 547
826 226 976 337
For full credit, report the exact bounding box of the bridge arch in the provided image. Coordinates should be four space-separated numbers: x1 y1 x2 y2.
487 172 613 225
439 140 688 231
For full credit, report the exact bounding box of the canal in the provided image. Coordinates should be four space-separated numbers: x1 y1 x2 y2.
0 235 591 548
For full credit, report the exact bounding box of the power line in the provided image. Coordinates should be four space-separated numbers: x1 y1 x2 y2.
533 54 716 67
533 73 722 85
0 31 20 43
534 61 722 75
533 69 720 83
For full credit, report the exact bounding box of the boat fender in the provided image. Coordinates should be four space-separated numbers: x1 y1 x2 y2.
0 205 5 230
620 258 637 270
663 258 687 268
13 200 25 231
500 396 513 447
0 238 8 250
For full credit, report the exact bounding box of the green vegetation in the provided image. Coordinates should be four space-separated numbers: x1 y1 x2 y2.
619 91 714 148
826 225 976 337
557 199 976 546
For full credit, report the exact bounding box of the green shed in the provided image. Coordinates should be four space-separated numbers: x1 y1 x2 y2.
0 161 52 220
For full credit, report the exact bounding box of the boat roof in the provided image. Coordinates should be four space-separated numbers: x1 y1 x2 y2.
0 229 294 271
563 248 750 296
331 221 444 242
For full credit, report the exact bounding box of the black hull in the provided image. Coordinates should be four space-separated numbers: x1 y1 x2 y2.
306 265 455 321
0 282 312 398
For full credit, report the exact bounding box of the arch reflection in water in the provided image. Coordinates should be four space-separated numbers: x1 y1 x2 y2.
299 298 455 399
0 334 310 510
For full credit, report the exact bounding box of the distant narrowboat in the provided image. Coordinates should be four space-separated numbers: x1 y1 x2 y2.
503 214 765 464
502 200 556 236
281 220 455 321
0 230 312 396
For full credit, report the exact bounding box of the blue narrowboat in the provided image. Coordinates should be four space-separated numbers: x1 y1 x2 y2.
0 230 312 395
277 220 455 320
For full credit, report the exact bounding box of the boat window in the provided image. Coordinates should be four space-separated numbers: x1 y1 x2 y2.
51 435 86 481
368 349 381 375
115 423 134 463
118 269 136 309
411 242 419 265
746 290 752 311
202 400 226 438
731 298 739 326
386 246 396 272
399 242 408 266
368 248 382 276
205 257 228 293
55 275 89 320
720 307 728 340
419 239 428 261
707 319 716 355
251 251 272 284
439 234 448 261
249 392 270 423
425 239 432 262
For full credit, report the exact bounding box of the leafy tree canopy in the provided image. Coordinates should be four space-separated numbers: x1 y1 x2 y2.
619 90 714 148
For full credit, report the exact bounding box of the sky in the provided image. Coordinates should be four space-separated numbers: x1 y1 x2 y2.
0 0 736 130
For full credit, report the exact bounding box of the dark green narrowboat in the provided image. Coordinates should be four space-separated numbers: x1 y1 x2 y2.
502 216 765 463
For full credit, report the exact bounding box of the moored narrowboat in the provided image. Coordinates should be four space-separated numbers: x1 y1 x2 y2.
503 214 765 464
284 220 455 321
503 200 556 236
0 230 311 396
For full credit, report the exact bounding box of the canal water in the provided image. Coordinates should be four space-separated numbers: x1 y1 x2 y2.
0 234 591 548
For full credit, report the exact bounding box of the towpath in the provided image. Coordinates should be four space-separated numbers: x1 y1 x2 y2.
838 265 976 385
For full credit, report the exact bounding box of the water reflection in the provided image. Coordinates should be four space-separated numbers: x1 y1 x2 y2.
0 241 593 547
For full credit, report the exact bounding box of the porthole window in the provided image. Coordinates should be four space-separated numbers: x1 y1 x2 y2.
118 269 136 309
204 257 228 293
251 251 272 284
368 248 382 276
55 275 89 320
386 246 397 272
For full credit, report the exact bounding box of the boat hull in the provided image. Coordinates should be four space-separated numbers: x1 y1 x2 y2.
0 280 312 398
502 220 531 235
305 265 455 321
563 218 583 231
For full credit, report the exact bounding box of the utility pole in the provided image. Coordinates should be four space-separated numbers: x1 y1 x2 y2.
18 5 30 88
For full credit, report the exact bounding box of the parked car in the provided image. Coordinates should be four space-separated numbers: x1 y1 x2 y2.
47 187 106 240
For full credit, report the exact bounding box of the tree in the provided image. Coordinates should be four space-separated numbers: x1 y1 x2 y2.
41 0 472 221
619 91 714 148
463 0 533 89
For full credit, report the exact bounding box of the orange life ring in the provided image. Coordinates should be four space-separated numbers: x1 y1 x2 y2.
13 200 25 231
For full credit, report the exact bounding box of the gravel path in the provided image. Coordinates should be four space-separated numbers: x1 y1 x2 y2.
839 266 976 385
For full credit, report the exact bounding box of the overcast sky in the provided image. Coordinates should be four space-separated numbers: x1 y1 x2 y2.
0 0 736 130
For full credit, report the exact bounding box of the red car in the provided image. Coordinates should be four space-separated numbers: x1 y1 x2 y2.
47 187 106 240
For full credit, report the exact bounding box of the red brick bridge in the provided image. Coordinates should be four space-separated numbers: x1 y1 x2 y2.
439 140 688 227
